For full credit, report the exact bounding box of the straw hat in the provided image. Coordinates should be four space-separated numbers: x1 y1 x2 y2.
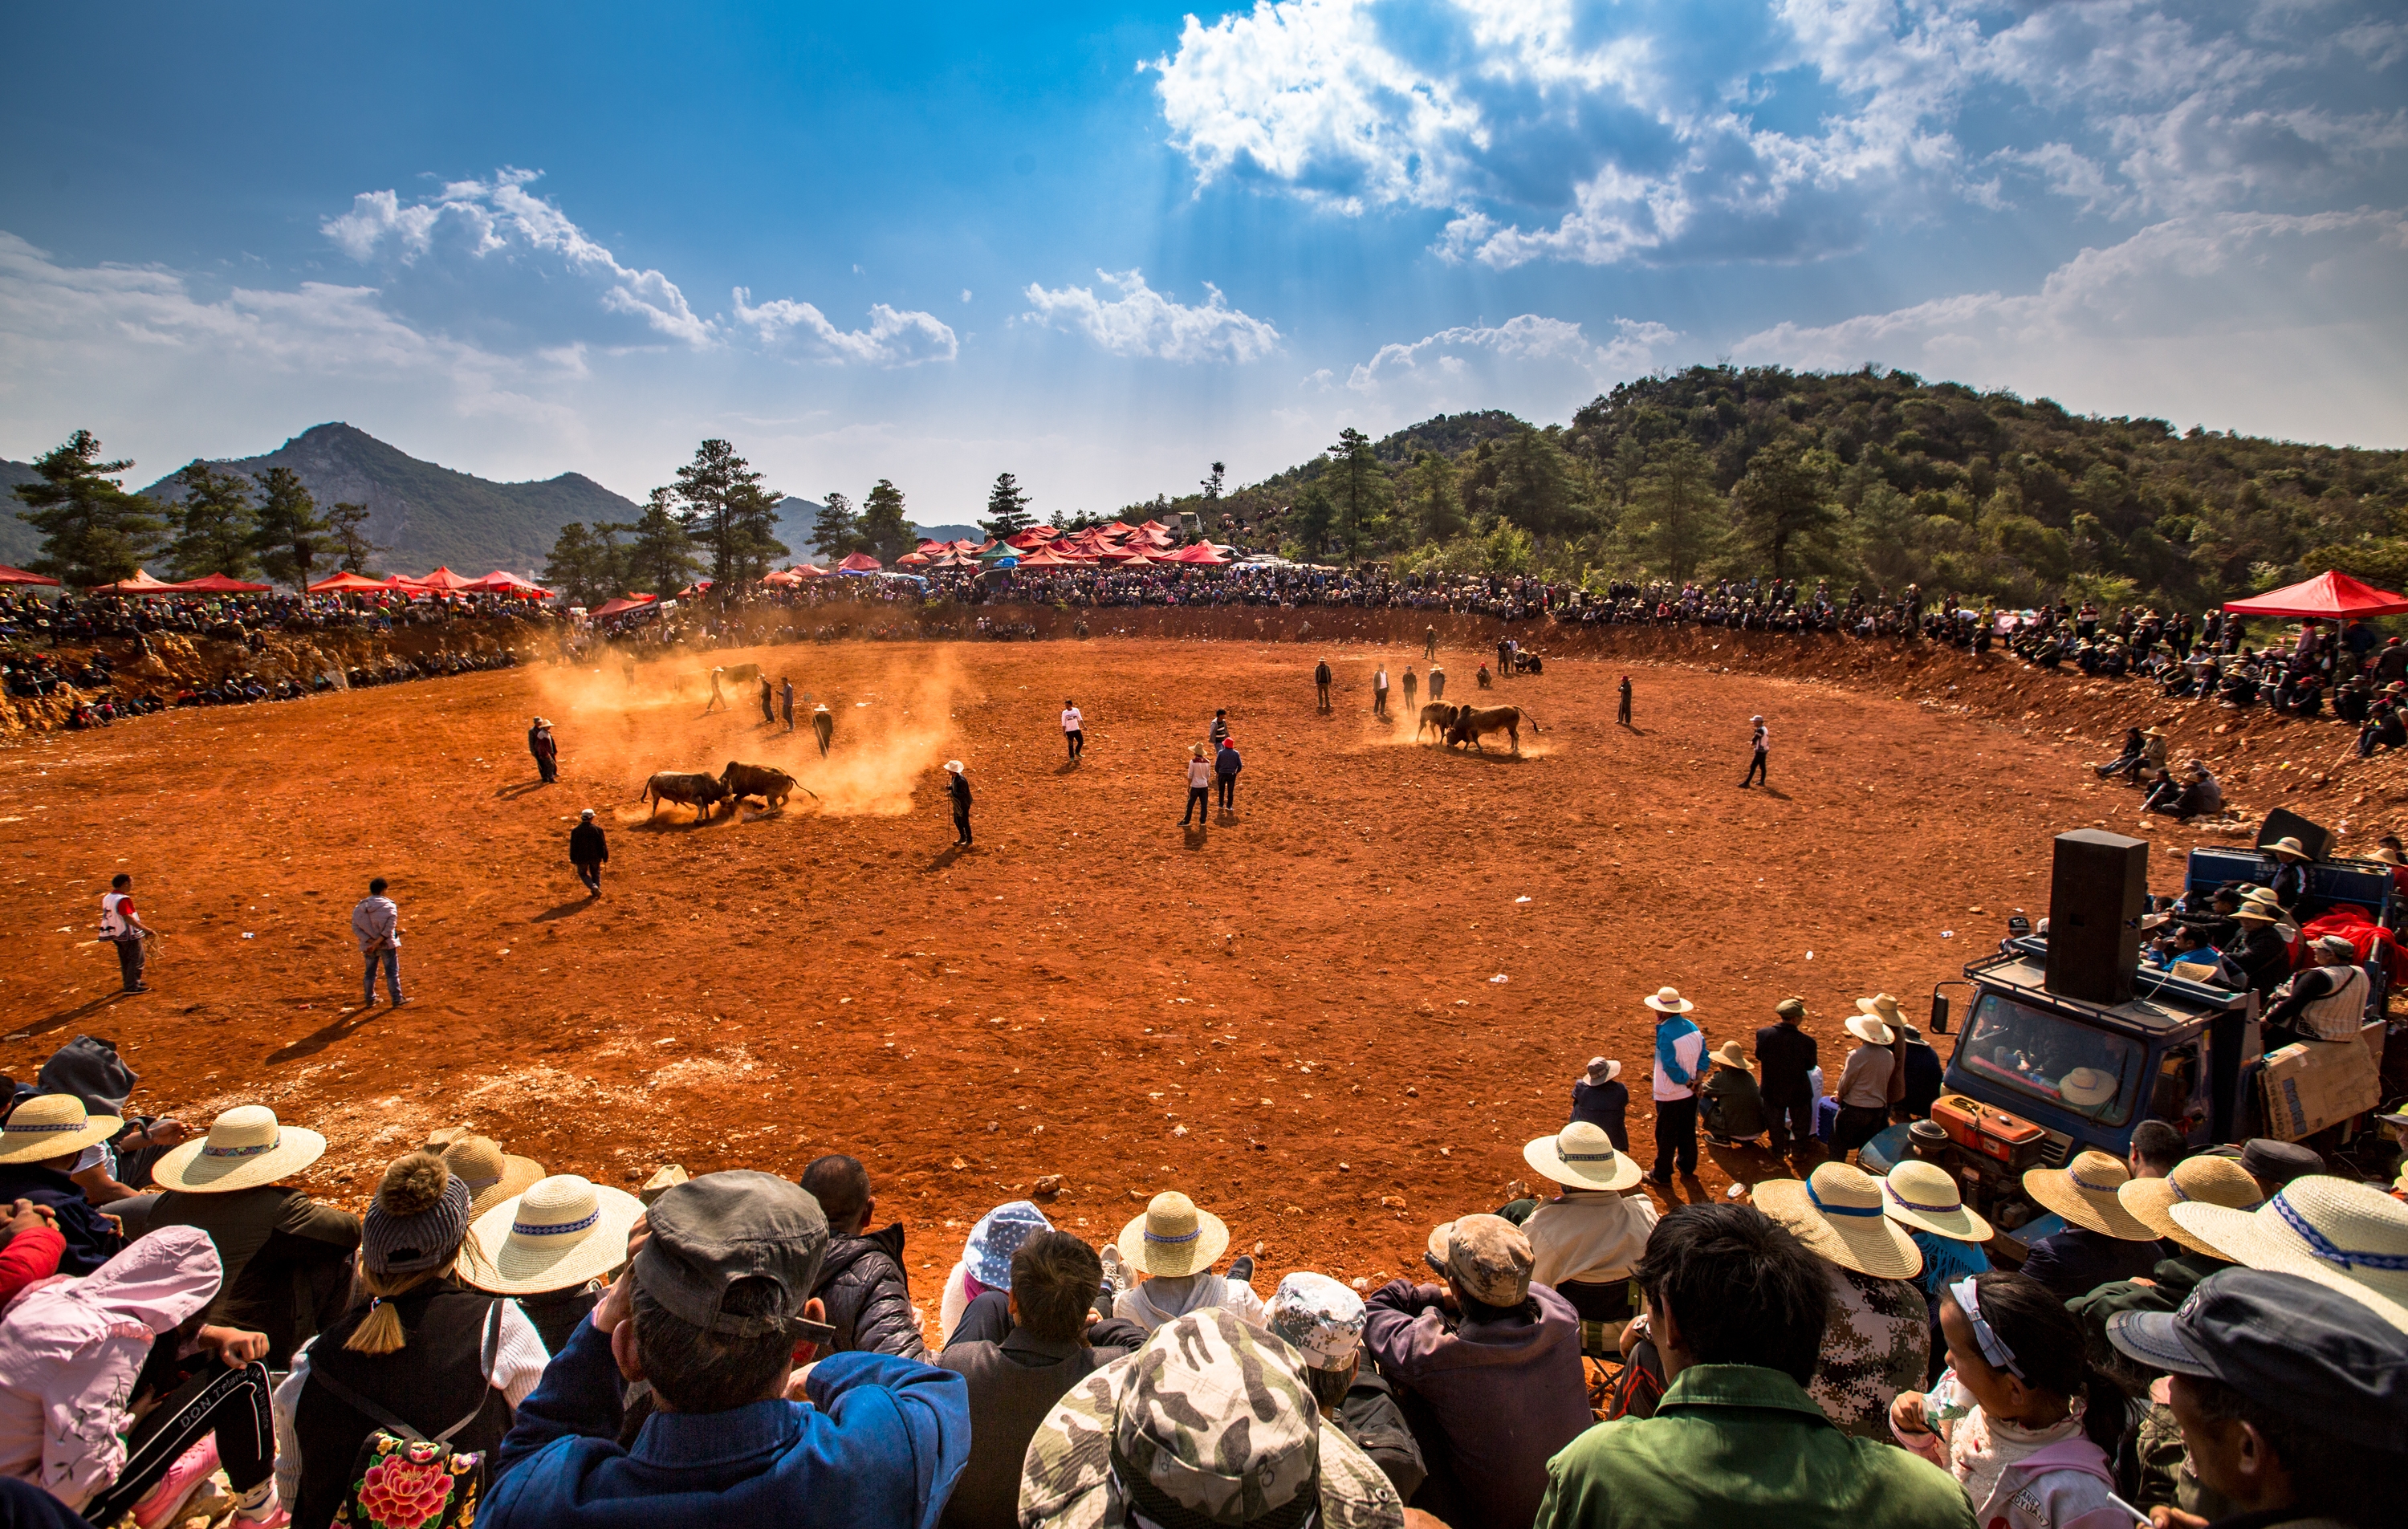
151 1105 326 1192
1118 1190 1230 1277
944 759 964 775
2059 1067 2119 1108
1522 1120 1643 1192
2369 844 2402 867
1710 1040 1754 1072
2172 1176 2408 1332
1880 1160 1993 1243
462 1173 644 1295
1642 986 1695 1014
0 1094 123 1165
2142 726 2168 738
2023 1150 2156 1240
441 1135 547 1220
2233 901 2283 924
1580 1057 1621 1085
2119 1157 2263 1257
1754 1164 1924 1281
1845 1014 1896 1047
2268 836 2311 860
1856 994 1903 1024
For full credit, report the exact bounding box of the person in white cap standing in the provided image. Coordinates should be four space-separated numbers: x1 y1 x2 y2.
1740 714 1768 788
943 759 973 847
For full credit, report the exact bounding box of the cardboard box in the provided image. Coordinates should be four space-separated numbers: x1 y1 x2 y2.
2259 1034 2380 1141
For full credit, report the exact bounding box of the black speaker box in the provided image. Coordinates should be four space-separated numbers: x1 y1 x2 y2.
2253 808 2331 862
2047 829 2148 1005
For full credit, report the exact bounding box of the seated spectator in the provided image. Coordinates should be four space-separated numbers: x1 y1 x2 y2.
2106 1270 2406 1529
800 1153 926 1359
1020 1307 1401 1528
2092 727 2144 780
146 1107 359 1367
1532 1202 1971 1529
1109 1192 1264 1334
1365 1214 1589 1529
1567 1058 1628 1151
2124 1119 2183 1181
484 1169 969 1529
2015 1152 2162 1299
0 1226 282 1526
2264 935 2370 1047
1879 1160 1992 1344
939 1199 1052 1341
461 1173 643 1356
34 1035 185 1222
435 1131 546 1225
1517 1121 1656 1344
1887 1272 2129 1529
0 1096 126 1274
0 1201 66 1310
1266 1271 1426 1504
2150 917 2243 986
935 1230 1142 1529
275 1152 548 1529
2227 898 2292 1000
1698 1043 1764 1144
2235 1138 2324 1201
1755 1164 1929 1440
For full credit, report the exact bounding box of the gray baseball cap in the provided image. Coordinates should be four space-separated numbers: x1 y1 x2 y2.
633 1169 834 1344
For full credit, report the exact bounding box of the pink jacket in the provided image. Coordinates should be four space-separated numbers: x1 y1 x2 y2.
1898 1421 2127 1529
0 1226 222 1511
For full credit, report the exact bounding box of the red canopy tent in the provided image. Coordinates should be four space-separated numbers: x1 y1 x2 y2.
373 574 429 595
590 592 659 618
415 566 478 592
677 579 715 598
169 573 275 593
0 565 60 587
792 563 830 577
895 551 933 567
465 571 554 597
1015 547 1072 567
836 552 883 573
308 570 388 594
1167 543 1230 565
2223 571 2408 619
93 570 179 595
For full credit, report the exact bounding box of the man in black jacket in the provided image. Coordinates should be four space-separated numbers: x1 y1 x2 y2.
1754 997 1818 1159
799 1153 926 1360
935 1230 1144 1529
568 809 608 898
945 759 972 847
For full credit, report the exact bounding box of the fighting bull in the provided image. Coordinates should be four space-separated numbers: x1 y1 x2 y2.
637 771 732 821
721 760 801 809
1415 702 1459 743
1445 704 1540 754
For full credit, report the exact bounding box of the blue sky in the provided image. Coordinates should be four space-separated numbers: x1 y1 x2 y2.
2 0 2403 523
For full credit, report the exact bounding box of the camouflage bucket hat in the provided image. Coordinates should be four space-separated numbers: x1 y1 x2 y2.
1019 1307 1403 1529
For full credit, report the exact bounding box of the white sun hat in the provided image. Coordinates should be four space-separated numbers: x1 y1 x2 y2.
1523 1120 1643 1192
1755 1163 1923 1281
462 1173 645 1295
1880 1160 1994 1244
1642 986 1695 1014
2171 1174 2408 1332
150 1105 326 1193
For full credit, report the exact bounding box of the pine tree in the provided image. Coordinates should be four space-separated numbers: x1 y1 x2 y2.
540 523 611 607
673 439 787 589
1327 428 1391 559
1732 439 1836 580
1627 439 1726 582
628 488 703 595
1291 480 1336 560
1201 462 1226 501
857 479 911 564
982 472 1034 539
324 502 386 575
163 462 262 582
1408 452 1466 544
250 466 328 588
11 429 165 587
811 492 860 559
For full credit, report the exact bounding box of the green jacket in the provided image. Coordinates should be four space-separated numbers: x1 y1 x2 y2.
1533 1364 1973 1529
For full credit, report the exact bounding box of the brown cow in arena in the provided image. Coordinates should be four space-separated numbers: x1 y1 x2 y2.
1445 704 1540 754
1415 702 1459 743
721 760 800 809
723 662 762 686
638 771 731 821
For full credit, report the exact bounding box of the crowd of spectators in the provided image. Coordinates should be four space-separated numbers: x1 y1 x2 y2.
2 1010 2401 1529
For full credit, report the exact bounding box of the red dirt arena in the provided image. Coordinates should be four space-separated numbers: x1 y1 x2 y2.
0 636 2159 1325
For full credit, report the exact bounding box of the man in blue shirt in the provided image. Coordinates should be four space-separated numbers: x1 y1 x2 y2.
486 1170 969 1529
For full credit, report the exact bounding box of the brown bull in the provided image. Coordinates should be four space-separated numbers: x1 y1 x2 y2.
723 662 762 686
637 771 731 820
721 760 800 808
1446 704 1540 754
1415 701 1459 742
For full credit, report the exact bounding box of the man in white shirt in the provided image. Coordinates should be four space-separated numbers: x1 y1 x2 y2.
1373 667 1389 719
99 872 152 994
1061 698 1084 763
1741 714 1769 787
351 877 405 1007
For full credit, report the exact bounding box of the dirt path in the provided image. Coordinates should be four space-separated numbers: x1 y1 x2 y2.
0 637 2186 1319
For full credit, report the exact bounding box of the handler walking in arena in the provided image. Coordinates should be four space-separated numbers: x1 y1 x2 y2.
527 717 557 783
780 677 795 732
945 758 974 847
811 702 833 756
569 808 608 898
1314 659 1332 713
100 872 153 994
1617 675 1633 727
1741 714 1769 787
704 665 729 714
1062 697 1084 762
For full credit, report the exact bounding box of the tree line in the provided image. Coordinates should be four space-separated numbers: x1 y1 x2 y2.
9 430 380 588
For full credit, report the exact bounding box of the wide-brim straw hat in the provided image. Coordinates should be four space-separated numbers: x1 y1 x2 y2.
2024 1150 2156 1240
1119 1190 1231 1277
1580 1057 1621 1084
441 1135 548 1220
2268 836 2311 860
2172 1175 2408 1332
152 1105 326 1192
462 1173 644 1295
2119 1157 2263 1257
2059 1067 2119 1108
2142 726 2168 738
0 1094 123 1165
1523 1120 1643 1192
1844 1014 1896 1046
1881 1159 1993 1243
2233 903 2283 923
1710 1040 1754 1072
1755 1164 1923 1281
1856 994 1903 1024
944 760 964 774
1642 986 1695 1013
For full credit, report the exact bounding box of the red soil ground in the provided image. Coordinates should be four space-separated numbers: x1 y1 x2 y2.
0 632 2241 1328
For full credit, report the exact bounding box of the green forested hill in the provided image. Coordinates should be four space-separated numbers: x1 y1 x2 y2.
1182 366 2408 608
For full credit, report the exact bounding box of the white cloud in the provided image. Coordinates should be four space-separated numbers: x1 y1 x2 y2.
1020 269 1280 362
732 289 959 366
1735 208 2408 445
1338 313 1678 418
1149 0 2408 268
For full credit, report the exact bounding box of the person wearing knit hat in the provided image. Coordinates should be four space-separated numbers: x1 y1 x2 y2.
277 1152 550 1529
2016 1151 2163 1300
1265 1271 1426 1503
